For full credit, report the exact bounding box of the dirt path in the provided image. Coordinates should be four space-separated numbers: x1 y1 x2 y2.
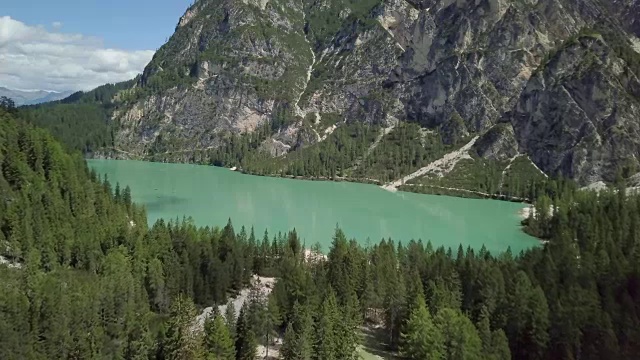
157 146 215 155
498 154 522 190
367 121 397 157
293 11 316 117
194 275 275 330
347 121 397 173
526 155 548 178
358 325 401 360
382 136 479 191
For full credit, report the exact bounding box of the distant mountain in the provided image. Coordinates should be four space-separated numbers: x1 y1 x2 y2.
0 87 74 106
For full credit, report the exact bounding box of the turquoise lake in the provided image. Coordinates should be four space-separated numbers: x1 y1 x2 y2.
88 159 539 253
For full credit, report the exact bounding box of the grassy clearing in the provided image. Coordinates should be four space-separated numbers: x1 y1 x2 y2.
357 346 385 360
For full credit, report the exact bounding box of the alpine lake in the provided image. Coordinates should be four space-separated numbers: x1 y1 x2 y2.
88 159 540 254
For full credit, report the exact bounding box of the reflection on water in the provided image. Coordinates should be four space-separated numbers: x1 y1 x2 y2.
88 159 539 254
144 195 190 212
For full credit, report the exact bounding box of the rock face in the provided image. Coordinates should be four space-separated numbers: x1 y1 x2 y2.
473 123 519 162
511 34 640 183
600 0 640 36
110 0 640 184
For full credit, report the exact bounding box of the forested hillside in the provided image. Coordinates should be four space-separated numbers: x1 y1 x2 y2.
2 101 640 359
17 79 137 154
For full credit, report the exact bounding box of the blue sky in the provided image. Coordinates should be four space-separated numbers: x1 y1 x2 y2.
0 0 193 91
4 0 193 50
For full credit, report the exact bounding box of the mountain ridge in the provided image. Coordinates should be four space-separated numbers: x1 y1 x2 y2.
21 0 640 194
0 86 73 106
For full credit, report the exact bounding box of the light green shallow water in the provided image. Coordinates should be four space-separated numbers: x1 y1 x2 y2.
87 159 539 254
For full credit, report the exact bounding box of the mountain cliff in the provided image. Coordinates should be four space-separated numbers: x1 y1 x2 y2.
95 0 640 187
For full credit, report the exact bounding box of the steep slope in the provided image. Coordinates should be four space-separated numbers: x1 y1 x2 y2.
113 0 315 155
599 0 640 36
65 0 640 186
511 31 640 184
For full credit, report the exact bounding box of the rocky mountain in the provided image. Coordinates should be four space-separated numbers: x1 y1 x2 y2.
102 0 640 186
0 87 73 106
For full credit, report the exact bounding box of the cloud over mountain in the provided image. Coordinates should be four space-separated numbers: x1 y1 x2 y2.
0 16 154 92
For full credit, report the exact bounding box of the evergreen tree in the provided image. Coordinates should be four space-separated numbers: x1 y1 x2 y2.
435 308 482 360
313 288 339 360
124 311 153 360
224 301 237 340
506 272 549 360
335 291 359 360
490 329 511 360
281 322 298 360
281 301 313 360
204 313 235 360
400 293 444 360
477 307 511 360
384 259 407 349
264 293 281 358
164 295 204 360
123 185 132 211
235 304 257 360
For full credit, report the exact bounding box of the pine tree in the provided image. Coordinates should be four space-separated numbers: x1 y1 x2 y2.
506 272 549 360
313 289 339 360
360 256 379 319
124 310 153 360
281 322 298 360
264 294 281 359
224 301 237 341
281 301 313 360
435 308 482 360
204 313 235 360
247 284 268 345
527 285 550 360
235 305 257 360
335 291 359 360
295 301 314 360
248 226 257 274
123 185 132 211
384 256 407 349
164 295 204 360
490 329 511 360
477 306 510 360
115 182 121 202
400 293 444 360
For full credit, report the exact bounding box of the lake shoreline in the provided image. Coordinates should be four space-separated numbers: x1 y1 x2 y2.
87 158 542 253
231 167 533 204
88 154 533 204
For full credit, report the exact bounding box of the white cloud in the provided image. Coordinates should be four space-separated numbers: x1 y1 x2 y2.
0 16 154 92
51 21 63 30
